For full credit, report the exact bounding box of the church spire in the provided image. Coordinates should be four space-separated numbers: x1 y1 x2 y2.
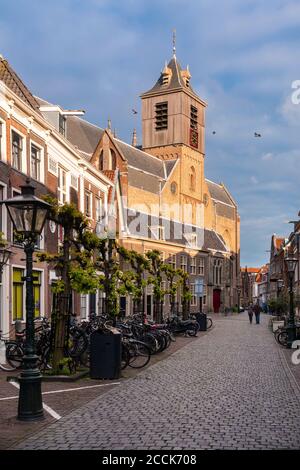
172 29 176 58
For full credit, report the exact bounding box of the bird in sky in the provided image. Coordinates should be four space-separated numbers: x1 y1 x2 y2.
254 132 262 137
132 109 138 114
212 131 216 135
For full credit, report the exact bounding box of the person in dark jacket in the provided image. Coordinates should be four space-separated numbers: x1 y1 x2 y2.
248 305 254 324
253 303 261 324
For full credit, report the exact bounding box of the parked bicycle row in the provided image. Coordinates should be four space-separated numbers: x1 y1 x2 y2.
271 316 300 347
0 312 213 373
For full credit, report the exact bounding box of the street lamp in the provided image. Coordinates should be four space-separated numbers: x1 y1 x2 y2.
284 254 298 348
3 180 50 421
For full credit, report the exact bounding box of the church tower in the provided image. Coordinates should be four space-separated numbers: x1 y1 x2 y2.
140 41 207 221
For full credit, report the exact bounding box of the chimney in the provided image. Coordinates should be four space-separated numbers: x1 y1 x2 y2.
132 128 137 147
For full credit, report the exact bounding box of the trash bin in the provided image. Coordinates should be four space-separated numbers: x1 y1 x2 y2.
195 312 207 331
90 328 121 379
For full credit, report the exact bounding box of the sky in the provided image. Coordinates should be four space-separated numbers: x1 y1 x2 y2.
1 0 300 267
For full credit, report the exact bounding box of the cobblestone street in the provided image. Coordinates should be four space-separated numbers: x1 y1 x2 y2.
15 314 300 450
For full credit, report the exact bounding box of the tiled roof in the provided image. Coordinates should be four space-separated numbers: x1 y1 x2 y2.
0 57 41 114
241 267 260 273
206 179 235 206
66 115 104 155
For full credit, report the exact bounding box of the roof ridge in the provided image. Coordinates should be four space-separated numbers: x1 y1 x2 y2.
1 58 40 112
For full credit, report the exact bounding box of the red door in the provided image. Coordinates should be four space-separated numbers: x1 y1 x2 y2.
213 289 221 313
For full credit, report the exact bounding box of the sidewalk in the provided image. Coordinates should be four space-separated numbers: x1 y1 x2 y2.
0 328 212 450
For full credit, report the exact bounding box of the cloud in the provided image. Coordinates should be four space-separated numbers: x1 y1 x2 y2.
1 0 300 266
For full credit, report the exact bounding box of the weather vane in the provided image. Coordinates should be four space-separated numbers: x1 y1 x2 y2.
172 29 176 57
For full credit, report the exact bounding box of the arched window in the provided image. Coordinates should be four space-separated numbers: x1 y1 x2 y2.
99 150 104 171
190 166 196 191
110 149 116 170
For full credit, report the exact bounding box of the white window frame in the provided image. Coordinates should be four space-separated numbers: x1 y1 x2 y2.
0 183 8 238
0 118 7 163
95 197 102 222
169 253 176 269
11 127 26 174
70 174 79 190
84 190 93 218
190 257 196 275
48 156 58 176
190 283 197 306
180 255 187 272
150 225 165 240
198 257 205 276
30 140 44 183
58 166 68 204
80 293 89 321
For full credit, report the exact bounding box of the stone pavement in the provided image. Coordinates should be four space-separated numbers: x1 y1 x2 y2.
15 313 300 450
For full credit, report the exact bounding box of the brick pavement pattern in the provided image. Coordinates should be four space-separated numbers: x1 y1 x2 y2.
15 314 300 450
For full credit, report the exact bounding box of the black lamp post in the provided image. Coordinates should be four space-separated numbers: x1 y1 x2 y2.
276 279 284 317
4 180 50 421
284 254 298 348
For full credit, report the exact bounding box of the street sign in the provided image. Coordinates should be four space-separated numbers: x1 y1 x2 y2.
195 278 204 297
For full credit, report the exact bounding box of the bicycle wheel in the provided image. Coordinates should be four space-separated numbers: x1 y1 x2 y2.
277 330 288 347
121 343 130 370
128 340 151 369
187 323 199 337
68 327 88 358
6 342 23 369
207 317 213 330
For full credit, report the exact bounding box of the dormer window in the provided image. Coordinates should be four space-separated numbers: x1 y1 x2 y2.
59 114 66 136
155 102 168 131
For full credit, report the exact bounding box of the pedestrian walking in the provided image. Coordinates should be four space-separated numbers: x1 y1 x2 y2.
247 305 253 324
253 303 261 324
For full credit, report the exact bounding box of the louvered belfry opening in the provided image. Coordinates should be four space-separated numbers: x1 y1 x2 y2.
155 101 168 131
190 105 198 130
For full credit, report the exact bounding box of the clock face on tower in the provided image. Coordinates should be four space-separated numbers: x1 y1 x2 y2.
190 129 198 149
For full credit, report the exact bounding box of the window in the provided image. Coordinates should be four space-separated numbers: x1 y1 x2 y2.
110 149 116 170
48 156 58 175
190 257 196 275
95 197 102 222
150 226 165 240
198 257 205 276
59 115 66 136
33 272 41 318
13 268 24 321
180 255 187 272
99 150 104 171
186 233 197 248
80 294 88 320
58 167 67 204
0 120 5 161
11 130 23 171
31 144 41 181
213 259 223 285
0 185 4 235
190 284 197 306
70 174 78 190
155 102 168 131
13 268 42 321
85 191 92 218
169 253 176 269
190 105 198 130
190 166 196 191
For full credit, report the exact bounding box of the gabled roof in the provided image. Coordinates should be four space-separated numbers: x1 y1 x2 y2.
241 267 260 273
66 115 104 155
0 56 41 114
141 56 201 101
206 179 235 207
